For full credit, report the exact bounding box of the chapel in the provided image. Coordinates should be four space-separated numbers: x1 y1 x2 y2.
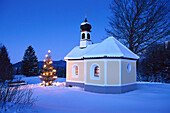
64 16 139 93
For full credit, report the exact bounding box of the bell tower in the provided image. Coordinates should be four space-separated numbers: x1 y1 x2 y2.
80 14 92 48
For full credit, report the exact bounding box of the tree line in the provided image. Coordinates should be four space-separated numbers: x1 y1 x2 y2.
16 46 66 77
0 45 66 83
106 0 169 83
0 0 169 83
0 45 36 112
137 41 170 83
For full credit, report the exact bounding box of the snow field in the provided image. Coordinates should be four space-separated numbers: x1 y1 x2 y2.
4 76 170 113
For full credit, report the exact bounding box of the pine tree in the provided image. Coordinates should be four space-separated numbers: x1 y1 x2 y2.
16 67 20 75
0 45 14 82
21 46 39 76
56 67 60 77
157 42 170 83
60 67 66 78
39 50 57 86
139 41 170 83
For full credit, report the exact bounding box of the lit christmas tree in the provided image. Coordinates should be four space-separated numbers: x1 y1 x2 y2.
39 50 57 86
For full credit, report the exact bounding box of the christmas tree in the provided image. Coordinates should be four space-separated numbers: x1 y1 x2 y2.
39 50 57 86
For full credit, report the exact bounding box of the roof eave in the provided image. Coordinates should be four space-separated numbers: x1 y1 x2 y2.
65 56 139 61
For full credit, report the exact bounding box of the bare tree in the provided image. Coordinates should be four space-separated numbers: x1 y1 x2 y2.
106 0 169 54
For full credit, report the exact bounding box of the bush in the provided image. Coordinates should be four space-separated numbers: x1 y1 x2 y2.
0 83 37 112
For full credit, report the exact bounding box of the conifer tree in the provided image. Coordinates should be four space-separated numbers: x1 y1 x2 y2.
21 46 39 76
39 50 57 86
0 45 14 82
139 41 170 83
16 67 20 75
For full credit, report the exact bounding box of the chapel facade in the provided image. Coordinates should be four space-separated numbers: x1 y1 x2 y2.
64 17 139 93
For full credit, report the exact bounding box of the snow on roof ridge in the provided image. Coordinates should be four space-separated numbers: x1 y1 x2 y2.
107 36 114 39
83 37 124 58
64 44 99 60
81 43 99 55
65 36 139 60
103 37 124 57
112 37 139 59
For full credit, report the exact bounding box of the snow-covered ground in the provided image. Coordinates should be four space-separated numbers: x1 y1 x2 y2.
2 76 170 113
13 75 66 84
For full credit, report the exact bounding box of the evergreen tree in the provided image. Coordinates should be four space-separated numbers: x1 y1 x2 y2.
60 67 66 78
21 46 39 76
139 41 170 83
56 67 60 77
39 50 57 86
158 41 170 83
16 67 20 75
0 45 14 82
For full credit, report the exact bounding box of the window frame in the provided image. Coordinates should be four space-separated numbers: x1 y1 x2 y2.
90 63 100 80
72 64 79 78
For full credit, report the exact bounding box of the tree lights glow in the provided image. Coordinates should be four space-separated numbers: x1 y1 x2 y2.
39 50 57 86
48 50 51 53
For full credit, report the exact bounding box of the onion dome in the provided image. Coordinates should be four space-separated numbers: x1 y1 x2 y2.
80 17 92 32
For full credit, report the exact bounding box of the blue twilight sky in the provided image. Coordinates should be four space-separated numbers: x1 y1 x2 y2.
0 0 112 64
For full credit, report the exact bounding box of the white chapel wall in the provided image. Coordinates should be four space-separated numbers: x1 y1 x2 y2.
121 60 136 84
86 61 105 85
66 61 84 82
107 61 120 85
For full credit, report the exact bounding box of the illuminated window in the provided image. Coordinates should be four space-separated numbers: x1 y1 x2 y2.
87 33 90 39
94 66 99 77
75 66 78 75
82 33 85 39
90 64 100 80
72 65 79 77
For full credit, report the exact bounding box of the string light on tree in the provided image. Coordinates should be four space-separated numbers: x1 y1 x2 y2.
39 50 57 86
48 50 51 53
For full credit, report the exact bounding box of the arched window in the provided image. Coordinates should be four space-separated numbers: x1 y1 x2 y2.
87 33 90 39
75 66 78 75
82 33 85 39
90 64 100 80
94 66 99 77
72 65 79 77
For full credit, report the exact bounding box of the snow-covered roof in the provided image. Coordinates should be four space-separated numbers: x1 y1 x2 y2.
64 37 139 60
81 22 90 25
